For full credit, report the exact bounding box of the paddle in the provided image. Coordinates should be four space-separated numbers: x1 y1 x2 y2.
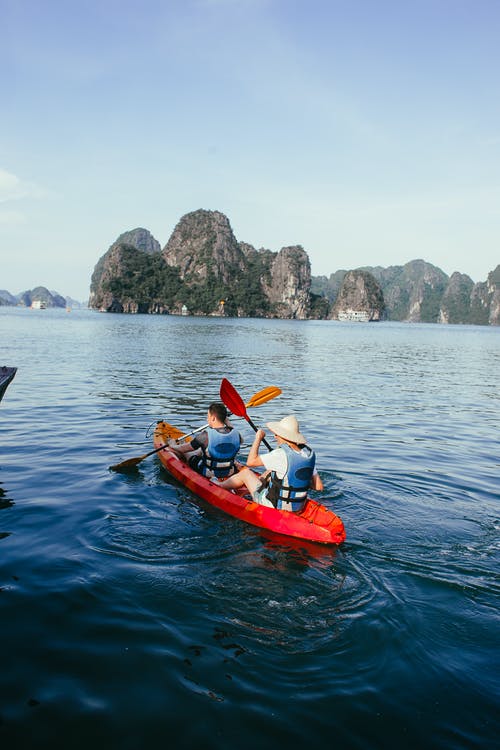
109 423 208 471
109 384 281 471
220 378 273 450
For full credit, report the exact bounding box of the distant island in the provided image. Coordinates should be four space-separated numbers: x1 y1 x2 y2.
88 209 500 325
0 287 87 310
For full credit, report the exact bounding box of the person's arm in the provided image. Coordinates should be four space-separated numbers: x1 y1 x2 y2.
168 439 195 455
169 431 206 456
310 471 324 491
246 429 266 467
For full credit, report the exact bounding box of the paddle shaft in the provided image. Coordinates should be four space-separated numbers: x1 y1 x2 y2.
147 422 209 457
245 414 272 450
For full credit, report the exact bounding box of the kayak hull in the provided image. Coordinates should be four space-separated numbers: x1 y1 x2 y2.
154 420 346 546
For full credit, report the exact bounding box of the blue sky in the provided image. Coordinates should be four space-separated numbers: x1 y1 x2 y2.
1 0 499 301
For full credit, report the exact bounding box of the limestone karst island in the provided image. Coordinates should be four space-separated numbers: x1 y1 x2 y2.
2 209 498 324
88 210 499 325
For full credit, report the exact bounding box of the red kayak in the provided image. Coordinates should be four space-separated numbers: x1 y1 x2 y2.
153 420 346 545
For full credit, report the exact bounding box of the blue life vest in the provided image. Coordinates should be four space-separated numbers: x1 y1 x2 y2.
266 444 315 511
200 426 241 478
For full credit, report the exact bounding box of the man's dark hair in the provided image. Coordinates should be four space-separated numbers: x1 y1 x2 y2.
208 402 228 423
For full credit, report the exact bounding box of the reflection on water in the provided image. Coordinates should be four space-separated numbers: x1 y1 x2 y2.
0 307 499 749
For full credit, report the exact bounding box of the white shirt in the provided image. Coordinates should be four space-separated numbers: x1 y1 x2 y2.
261 447 288 478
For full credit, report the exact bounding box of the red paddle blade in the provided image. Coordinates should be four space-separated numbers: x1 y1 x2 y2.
220 378 248 418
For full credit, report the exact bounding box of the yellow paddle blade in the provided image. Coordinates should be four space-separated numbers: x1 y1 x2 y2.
245 386 282 408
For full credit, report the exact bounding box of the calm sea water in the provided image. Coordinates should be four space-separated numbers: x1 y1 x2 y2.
0 307 499 749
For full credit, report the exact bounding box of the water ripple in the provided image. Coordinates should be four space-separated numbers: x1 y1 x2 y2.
1 310 499 749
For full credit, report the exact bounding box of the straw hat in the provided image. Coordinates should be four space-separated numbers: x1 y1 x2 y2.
266 415 306 444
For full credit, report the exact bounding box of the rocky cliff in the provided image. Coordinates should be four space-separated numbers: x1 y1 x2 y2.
487 266 500 325
368 260 448 322
438 272 474 324
466 265 500 325
162 210 246 284
89 231 178 314
18 286 66 308
311 259 500 324
0 290 18 306
89 212 312 318
88 211 499 324
329 270 386 321
0 288 85 308
311 270 348 303
261 246 311 319
114 228 162 255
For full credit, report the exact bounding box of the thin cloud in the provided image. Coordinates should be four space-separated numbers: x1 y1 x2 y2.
0 168 47 203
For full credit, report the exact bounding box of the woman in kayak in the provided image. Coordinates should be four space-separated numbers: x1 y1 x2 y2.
216 415 324 512
168 402 243 479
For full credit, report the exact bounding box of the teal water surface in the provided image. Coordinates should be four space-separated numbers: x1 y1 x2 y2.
0 307 499 749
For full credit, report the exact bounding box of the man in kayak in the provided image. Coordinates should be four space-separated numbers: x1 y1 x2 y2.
167 402 243 479
216 415 324 512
